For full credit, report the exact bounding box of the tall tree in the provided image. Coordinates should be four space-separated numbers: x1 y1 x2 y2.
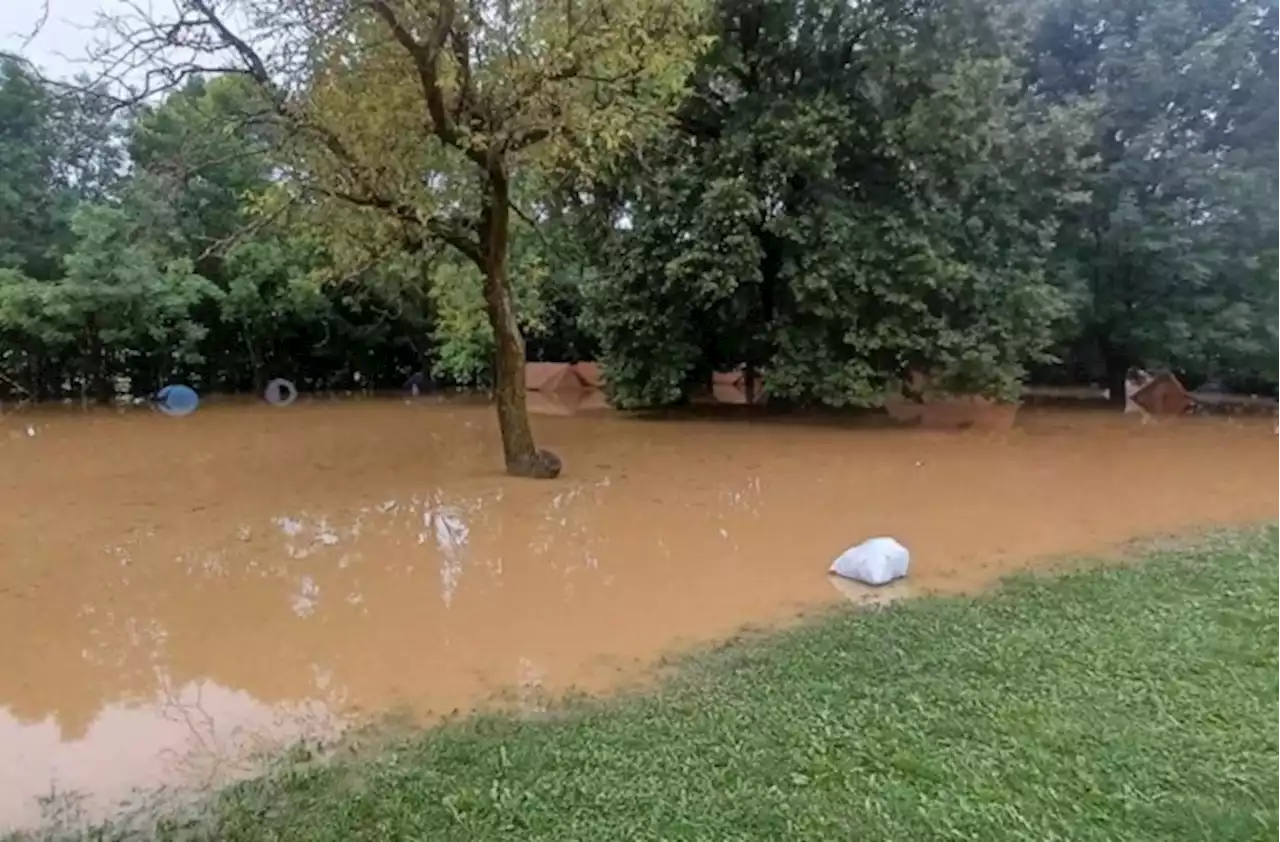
83 0 705 477
1027 0 1278 400
584 0 1088 408
0 58 67 282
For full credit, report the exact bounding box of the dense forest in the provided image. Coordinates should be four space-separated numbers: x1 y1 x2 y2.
0 0 1275 471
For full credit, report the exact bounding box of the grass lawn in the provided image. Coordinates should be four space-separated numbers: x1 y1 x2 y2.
63 528 1280 841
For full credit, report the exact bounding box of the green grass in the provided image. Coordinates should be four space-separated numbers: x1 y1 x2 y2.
72 529 1280 840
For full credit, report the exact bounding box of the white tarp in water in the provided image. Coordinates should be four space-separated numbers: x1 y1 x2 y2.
829 537 910 586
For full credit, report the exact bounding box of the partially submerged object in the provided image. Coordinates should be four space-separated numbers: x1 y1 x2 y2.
711 367 767 405
572 362 604 388
1123 369 1153 414
1130 371 1194 416
525 362 581 392
885 371 1018 430
527 388 610 416
265 378 299 407
884 395 1019 431
525 362 604 393
154 384 199 417
829 537 910 586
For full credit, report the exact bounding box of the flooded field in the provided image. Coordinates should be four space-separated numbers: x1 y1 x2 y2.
0 396 1275 830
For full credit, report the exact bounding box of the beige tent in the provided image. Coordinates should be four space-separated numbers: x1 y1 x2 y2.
527 389 609 416
525 362 584 392
572 362 604 388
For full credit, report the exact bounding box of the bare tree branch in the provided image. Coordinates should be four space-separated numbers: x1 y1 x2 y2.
365 0 491 169
18 0 50 50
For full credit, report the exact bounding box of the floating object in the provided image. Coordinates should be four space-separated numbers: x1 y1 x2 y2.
1123 370 1153 414
264 378 298 407
884 395 1018 431
711 367 766 405
829 537 910 586
1131 372 1193 416
154 384 199 417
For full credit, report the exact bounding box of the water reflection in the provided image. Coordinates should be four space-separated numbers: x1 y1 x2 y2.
0 399 1275 830
0 677 342 830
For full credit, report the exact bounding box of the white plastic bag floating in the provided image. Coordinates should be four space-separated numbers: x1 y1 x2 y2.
829 537 910 586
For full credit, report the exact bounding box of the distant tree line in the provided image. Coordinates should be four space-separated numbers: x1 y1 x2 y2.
0 64 593 401
1 0 1274 425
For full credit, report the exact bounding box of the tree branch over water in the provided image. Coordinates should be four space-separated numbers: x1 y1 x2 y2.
5 0 705 476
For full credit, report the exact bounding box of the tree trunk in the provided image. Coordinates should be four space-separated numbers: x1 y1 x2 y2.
29 352 44 402
480 167 560 479
86 321 112 404
743 364 759 405
1100 338 1129 411
244 328 265 393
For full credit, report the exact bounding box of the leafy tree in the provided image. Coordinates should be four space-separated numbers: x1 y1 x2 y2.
585 0 1088 408
427 192 598 386
125 74 434 393
0 58 69 282
84 0 706 476
128 75 276 267
50 201 219 399
1027 0 1278 400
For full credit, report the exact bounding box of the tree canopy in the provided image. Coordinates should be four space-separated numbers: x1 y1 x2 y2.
0 0 1273 452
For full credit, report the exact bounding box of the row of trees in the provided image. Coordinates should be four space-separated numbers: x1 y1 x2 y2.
0 62 584 401
1 0 1275 475
588 0 1277 407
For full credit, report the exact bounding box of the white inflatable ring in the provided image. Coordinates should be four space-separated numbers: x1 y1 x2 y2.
264 378 298 407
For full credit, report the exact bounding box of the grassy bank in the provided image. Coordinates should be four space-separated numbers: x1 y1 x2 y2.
62 529 1280 840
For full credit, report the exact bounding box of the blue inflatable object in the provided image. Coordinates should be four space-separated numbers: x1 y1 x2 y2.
155 384 200 417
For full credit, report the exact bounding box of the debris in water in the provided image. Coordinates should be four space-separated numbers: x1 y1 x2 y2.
829 537 910 586
154 384 199 417
265 378 299 407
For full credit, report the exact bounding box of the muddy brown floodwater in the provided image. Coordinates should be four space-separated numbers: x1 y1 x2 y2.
0 396 1275 830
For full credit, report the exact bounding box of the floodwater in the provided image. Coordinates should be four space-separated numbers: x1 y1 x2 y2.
0 396 1275 830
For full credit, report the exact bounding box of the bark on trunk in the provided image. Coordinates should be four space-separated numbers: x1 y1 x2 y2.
743 364 759 405
244 329 265 393
1100 338 1129 411
87 323 111 404
480 167 560 479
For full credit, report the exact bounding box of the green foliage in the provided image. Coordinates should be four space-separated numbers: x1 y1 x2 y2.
429 221 576 385
1 0 1275 405
587 0 1089 408
0 67 438 399
129 75 276 259
1027 0 1279 391
0 59 62 282
45 202 216 373
0 59 125 283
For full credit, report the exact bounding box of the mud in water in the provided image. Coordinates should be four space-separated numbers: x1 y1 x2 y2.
0 398 1275 829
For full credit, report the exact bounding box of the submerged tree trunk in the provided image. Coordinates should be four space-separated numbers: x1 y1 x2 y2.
86 321 112 404
1100 337 1129 411
479 168 561 479
743 364 759 405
